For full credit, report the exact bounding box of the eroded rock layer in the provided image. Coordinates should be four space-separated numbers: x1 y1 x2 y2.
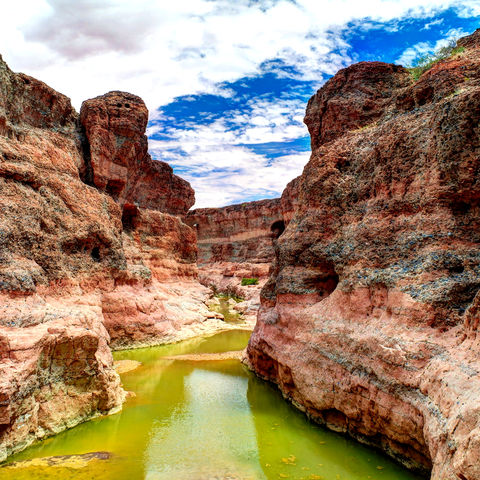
0 55 216 460
186 198 284 266
0 55 126 460
185 199 286 318
246 30 480 480
80 91 194 215
102 207 227 350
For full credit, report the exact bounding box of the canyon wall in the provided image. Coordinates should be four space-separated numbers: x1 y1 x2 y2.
0 55 220 460
186 198 283 267
246 30 480 480
79 91 194 215
185 199 285 319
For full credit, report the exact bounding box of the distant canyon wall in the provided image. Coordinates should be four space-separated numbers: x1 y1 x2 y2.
185 198 284 265
184 198 286 300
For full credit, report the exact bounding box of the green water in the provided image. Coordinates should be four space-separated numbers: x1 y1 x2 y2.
5 330 424 480
210 295 243 323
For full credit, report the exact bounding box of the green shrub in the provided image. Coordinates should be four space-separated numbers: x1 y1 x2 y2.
241 277 258 286
408 39 464 81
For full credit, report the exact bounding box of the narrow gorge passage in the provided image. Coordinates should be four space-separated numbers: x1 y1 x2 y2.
4 330 422 480
2 10 480 479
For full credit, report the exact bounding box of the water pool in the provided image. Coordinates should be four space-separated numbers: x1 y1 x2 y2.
5 330 424 480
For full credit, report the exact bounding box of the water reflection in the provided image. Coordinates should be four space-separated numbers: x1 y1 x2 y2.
143 365 265 479
246 373 424 479
5 330 423 480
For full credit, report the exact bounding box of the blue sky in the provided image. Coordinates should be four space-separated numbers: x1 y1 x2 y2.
146 5 480 207
2 1 480 207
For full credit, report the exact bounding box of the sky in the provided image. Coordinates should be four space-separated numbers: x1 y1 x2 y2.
1 1 480 208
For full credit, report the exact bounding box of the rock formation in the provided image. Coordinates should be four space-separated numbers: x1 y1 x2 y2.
185 199 286 320
101 207 224 350
0 55 126 460
80 91 194 215
0 55 221 460
186 198 283 266
246 30 480 480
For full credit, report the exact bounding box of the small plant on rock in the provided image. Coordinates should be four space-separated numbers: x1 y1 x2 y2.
408 39 464 81
241 277 258 286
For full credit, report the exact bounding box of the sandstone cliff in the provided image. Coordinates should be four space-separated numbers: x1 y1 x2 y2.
185 199 286 320
80 91 194 215
0 55 218 460
246 30 480 480
186 198 284 266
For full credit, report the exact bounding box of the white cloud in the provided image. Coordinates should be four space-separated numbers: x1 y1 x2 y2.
395 41 433 66
457 3 480 17
159 145 308 208
1 0 478 111
423 17 444 30
1 1 478 208
148 95 309 207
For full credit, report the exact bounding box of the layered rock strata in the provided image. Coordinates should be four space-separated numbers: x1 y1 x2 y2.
0 302 124 461
0 56 126 460
185 199 286 320
186 198 284 266
246 30 480 480
102 207 230 350
0 55 220 460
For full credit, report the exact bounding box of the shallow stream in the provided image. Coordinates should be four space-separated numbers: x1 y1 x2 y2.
5 330 423 480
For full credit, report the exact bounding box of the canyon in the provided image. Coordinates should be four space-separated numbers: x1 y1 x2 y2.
0 27 480 480
184 178 300 322
185 198 284 322
0 55 244 461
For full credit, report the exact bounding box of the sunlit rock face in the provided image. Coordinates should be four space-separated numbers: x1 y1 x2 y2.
0 54 126 461
102 207 220 350
0 55 211 460
185 199 287 321
246 29 480 480
80 91 194 215
186 198 284 265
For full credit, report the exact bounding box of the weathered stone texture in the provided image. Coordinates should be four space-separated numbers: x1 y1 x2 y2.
185 198 287 318
246 29 480 480
0 55 210 460
80 91 194 215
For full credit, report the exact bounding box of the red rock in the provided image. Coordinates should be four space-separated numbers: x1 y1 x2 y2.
280 176 300 224
186 198 284 265
0 56 125 295
185 199 286 315
246 29 480 480
102 207 215 349
80 91 194 215
0 297 124 461
0 64 126 457
304 61 409 149
0 55 76 132
0 54 214 460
